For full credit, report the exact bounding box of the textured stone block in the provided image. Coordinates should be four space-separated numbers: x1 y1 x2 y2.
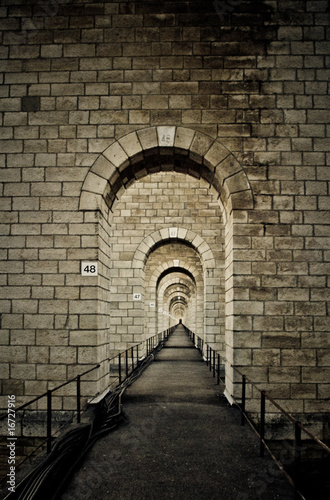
253 349 281 366
103 141 129 168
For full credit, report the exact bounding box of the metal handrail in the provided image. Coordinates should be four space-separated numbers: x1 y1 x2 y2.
0 363 100 454
1 326 177 458
108 326 176 386
0 364 100 419
183 324 329 500
235 367 330 454
0 325 177 471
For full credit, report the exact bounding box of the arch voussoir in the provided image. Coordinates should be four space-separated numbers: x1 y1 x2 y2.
79 126 253 215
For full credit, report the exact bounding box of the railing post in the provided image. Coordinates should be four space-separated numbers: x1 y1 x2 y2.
118 354 122 385
241 375 246 426
76 375 81 424
260 391 266 457
136 345 139 365
131 346 134 371
209 348 212 372
125 351 129 380
294 421 302 497
217 354 220 385
47 390 52 454
212 350 216 377
206 345 209 366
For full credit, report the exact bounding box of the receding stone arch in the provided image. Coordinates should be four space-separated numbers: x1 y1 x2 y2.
161 277 196 330
150 262 202 286
133 227 215 272
157 267 196 288
157 269 199 333
79 126 254 218
78 126 253 403
139 232 212 338
163 280 194 300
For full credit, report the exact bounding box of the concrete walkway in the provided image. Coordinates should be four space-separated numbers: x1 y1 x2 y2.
61 326 295 500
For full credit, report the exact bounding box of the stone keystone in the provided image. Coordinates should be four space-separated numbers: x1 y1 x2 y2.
157 126 176 147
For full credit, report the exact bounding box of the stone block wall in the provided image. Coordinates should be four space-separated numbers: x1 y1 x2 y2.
0 0 329 433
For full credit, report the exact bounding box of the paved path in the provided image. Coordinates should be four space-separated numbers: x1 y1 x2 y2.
61 326 295 500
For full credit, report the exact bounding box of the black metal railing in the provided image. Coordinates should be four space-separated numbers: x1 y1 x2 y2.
183 324 330 500
109 326 175 386
185 326 223 386
236 369 330 500
0 325 177 464
0 364 100 455
0 325 178 488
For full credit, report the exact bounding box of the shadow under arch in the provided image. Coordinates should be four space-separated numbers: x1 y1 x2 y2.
156 267 196 288
79 126 254 219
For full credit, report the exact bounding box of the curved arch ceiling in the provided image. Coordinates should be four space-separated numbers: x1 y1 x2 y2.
156 267 196 288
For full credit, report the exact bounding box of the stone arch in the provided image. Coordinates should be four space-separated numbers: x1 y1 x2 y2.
160 276 197 331
151 262 201 334
78 126 253 402
79 126 254 218
133 227 215 272
138 231 212 340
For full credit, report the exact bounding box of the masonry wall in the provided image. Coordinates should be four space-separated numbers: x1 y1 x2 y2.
0 0 329 432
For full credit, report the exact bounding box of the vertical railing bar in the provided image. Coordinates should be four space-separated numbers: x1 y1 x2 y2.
118 354 122 385
241 375 246 426
47 390 52 454
131 346 134 372
125 351 129 380
213 350 215 377
260 391 266 457
294 421 302 498
217 354 220 385
76 375 81 424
